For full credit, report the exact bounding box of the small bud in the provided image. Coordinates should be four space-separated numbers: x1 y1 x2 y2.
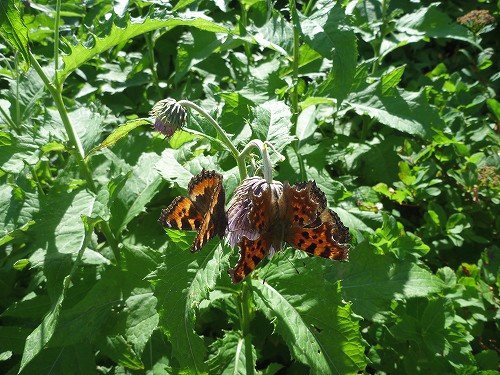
150 98 187 137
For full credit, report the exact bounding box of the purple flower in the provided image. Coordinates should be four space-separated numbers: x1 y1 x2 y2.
150 98 187 137
226 176 283 248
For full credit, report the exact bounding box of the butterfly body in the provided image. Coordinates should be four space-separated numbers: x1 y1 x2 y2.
159 169 227 252
229 180 350 283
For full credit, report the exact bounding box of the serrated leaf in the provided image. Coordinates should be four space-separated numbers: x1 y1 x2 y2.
58 11 230 82
251 250 366 374
300 1 357 105
208 331 256 375
0 0 30 65
152 236 226 374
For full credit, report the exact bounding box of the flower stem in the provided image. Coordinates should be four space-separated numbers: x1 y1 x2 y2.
238 140 273 183
240 278 255 374
178 100 248 180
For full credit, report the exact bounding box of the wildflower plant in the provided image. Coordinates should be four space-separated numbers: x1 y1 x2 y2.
0 0 498 374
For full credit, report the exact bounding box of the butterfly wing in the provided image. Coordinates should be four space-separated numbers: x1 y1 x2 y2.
189 170 227 252
229 182 275 283
229 236 271 283
159 169 227 252
159 196 203 230
283 181 350 261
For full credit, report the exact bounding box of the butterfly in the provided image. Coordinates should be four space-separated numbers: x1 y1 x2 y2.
159 169 227 252
229 180 350 283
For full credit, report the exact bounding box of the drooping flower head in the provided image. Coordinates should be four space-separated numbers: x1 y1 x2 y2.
150 98 187 137
226 176 283 248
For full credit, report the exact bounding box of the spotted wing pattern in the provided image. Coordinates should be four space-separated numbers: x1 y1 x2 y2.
283 181 350 261
229 236 270 283
159 169 227 252
229 183 275 283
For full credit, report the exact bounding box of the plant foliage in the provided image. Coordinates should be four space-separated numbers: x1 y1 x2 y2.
0 0 498 374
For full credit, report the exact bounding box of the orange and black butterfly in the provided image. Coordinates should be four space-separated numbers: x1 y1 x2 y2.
229 180 350 283
159 169 227 252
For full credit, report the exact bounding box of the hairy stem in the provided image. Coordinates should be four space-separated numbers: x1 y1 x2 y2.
178 100 248 180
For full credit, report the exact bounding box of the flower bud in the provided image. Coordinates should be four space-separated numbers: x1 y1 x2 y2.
150 98 187 137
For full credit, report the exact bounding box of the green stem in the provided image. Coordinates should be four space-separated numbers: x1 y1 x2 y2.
0 105 18 132
145 33 161 97
15 53 21 127
239 140 273 183
240 278 255 375
372 0 388 74
178 100 248 180
239 2 252 67
30 52 121 264
100 221 121 267
54 0 62 88
30 53 95 190
289 0 300 122
303 0 316 16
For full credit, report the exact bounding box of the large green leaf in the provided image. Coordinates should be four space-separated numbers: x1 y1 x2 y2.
152 231 226 374
300 1 358 105
381 4 477 58
0 0 30 64
327 242 444 321
251 250 366 374
344 83 444 138
58 11 230 82
27 188 105 299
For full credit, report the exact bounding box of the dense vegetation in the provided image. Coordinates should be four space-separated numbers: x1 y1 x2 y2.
0 0 498 373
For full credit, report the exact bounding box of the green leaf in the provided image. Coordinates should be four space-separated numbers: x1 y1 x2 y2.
300 1 357 105
0 0 30 65
155 148 195 189
20 223 96 372
152 236 226 374
109 152 164 234
58 11 230 82
208 331 256 375
296 105 317 141
381 4 478 58
380 65 406 95
327 242 444 320
0 183 39 244
345 83 444 138
252 250 366 374
27 188 102 298
252 100 295 154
